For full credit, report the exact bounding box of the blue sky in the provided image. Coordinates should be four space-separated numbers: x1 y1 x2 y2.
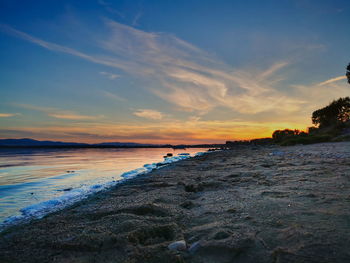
0 0 349 143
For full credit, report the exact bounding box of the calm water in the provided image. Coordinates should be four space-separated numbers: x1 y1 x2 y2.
0 148 207 223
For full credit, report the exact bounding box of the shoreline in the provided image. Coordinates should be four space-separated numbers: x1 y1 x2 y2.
0 150 208 231
1 142 350 263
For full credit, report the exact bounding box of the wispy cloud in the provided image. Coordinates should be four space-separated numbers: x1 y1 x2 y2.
291 78 350 113
318 75 347 86
0 24 132 73
102 90 127 102
259 62 288 78
99 19 308 114
99 71 120 80
47 113 99 120
0 20 336 118
0 113 18 118
133 109 164 120
132 11 143 26
14 104 101 120
97 0 125 18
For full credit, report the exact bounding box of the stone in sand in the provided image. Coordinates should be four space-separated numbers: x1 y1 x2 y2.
168 240 187 251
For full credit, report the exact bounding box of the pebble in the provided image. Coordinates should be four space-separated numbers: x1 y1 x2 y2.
270 151 285 156
188 241 202 254
168 240 187 251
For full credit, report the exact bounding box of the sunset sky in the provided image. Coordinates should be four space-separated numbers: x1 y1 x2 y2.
0 0 349 144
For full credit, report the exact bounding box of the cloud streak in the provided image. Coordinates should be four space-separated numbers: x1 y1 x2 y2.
133 109 164 120
0 24 133 73
0 113 18 117
99 71 120 80
47 113 99 120
102 90 127 102
318 75 347 86
14 104 101 120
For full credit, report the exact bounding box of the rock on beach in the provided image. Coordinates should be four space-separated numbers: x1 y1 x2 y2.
168 240 187 251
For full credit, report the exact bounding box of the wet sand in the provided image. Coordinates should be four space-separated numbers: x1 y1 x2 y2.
1 142 350 263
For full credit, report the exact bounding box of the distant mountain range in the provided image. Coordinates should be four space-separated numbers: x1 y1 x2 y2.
0 138 166 148
0 138 223 148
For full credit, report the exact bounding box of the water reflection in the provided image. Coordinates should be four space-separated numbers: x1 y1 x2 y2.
0 148 207 221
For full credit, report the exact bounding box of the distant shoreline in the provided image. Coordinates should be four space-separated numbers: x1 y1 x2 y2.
0 145 224 149
0 138 225 149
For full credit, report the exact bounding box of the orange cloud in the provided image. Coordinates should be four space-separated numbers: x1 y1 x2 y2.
133 109 164 120
48 113 100 120
0 113 18 117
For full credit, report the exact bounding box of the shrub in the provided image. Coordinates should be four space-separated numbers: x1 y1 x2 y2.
312 97 350 128
272 129 305 143
280 134 332 146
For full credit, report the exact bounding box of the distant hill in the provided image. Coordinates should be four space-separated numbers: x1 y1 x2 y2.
0 138 165 148
0 138 88 147
0 138 223 148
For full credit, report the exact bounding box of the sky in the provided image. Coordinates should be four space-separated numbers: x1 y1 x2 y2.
0 0 349 144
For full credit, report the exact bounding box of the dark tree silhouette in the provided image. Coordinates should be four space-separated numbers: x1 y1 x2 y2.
347 63 350 84
312 97 350 128
272 129 306 142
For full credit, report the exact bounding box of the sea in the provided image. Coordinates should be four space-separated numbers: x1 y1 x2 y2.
0 147 208 228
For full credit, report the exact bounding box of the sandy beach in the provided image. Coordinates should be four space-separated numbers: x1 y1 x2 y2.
0 142 349 263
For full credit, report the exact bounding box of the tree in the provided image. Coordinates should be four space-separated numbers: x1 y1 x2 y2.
347 63 350 84
312 97 350 128
272 129 304 142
